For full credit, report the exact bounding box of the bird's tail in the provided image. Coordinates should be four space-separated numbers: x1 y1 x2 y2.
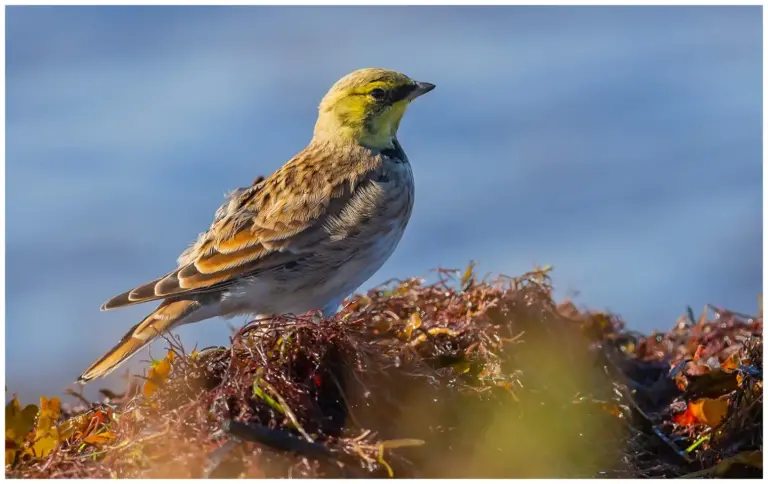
77 300 200 383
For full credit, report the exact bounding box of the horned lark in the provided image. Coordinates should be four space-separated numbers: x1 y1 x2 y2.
78 68 435 383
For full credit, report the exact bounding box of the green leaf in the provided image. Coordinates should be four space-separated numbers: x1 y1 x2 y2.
253 371 285 415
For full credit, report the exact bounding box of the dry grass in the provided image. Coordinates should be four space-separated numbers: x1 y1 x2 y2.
6 266 762 478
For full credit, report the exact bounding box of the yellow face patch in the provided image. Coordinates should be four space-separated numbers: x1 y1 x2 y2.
315 73 418 149
364 99 409 146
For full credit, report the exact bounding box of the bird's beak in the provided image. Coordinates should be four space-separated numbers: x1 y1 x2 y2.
407 81 436 100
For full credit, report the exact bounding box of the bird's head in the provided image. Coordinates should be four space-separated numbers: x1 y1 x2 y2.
313 68 435 149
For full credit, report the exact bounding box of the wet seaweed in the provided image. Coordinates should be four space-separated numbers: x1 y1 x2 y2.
6 266 762 478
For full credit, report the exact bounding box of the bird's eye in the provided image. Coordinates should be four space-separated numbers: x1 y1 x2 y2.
369 88 387 101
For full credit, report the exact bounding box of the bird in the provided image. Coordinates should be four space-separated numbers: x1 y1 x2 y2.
77 68 435 383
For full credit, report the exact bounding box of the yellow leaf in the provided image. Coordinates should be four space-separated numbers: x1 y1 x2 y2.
31 396 61 458
144 350 175 398
452 358 472 374
6 443 21 467
5 396 39 465
39 396 61 416
83 431 117 445
5 395 39 443
408 327 459 347
721 353 740 372
689 396 729 427
461 261 476 288
379 438 425 449
404 312 422 339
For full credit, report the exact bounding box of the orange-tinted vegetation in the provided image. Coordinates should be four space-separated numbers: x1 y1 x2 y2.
6 266 762 478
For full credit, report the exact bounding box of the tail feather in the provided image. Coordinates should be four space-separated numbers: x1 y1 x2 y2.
100 275 168 311
78 300 200 383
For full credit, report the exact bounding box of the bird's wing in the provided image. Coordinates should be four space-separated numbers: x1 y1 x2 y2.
102 148 383 310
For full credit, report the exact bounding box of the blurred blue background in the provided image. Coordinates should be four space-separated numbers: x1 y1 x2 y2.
6 6 762 401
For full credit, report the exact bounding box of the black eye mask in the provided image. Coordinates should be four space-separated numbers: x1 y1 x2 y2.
365 83 417 105
385 84 417 104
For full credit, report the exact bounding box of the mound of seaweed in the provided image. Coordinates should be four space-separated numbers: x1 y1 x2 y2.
6 267 762 478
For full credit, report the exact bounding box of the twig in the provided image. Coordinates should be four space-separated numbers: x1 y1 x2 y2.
256 377 313 443
64 388 92 407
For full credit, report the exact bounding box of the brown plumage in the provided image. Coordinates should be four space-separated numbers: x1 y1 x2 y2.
78 68 435 383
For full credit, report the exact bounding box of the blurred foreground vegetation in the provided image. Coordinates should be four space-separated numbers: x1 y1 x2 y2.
5 266 763 478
